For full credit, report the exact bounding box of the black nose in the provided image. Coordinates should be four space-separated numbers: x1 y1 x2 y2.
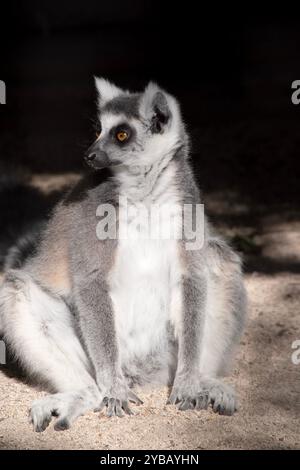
84 146 110 170
85 140 99 162
86 152 96 162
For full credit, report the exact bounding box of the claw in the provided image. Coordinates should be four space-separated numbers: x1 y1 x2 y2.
128 391 143 405
107 397 116 417
167 392 181 405
97 396 109 414
196 394 209 410
122 401 134 416
178 398 192 411
99 396 136 417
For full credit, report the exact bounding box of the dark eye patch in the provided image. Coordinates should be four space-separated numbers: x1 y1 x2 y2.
110 123 135 145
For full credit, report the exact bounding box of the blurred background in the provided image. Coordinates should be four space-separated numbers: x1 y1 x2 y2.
0 2 300 268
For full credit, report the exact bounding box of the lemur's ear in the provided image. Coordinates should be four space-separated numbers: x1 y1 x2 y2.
94 77 124 106
140 82 171 133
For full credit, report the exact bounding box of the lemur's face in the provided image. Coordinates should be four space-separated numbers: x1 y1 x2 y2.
85 79 182 170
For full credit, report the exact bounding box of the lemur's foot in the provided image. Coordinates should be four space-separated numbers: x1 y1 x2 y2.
98 390 143 418
29 388 100 432
167 377 238 416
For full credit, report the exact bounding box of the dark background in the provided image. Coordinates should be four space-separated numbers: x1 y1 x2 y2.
1 2 300 200
0 2 300 267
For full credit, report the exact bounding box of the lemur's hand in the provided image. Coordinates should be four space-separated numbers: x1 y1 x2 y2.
167 375 237 416
97 378 143 417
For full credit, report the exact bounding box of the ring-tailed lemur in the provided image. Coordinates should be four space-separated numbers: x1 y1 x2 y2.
0 79 246 432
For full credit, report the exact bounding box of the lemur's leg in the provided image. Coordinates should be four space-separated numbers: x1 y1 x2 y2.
0 269 101 432
199 239 247 378
168 239 246 415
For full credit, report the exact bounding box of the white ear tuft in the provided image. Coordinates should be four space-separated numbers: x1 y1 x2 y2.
140 81 182 133
139 82 161 117
94 77 124 106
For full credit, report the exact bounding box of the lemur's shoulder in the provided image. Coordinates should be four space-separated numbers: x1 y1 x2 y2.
62 169 117 209
174 157 202 205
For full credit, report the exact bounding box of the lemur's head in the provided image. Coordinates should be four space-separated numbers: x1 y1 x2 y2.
85 78 186 170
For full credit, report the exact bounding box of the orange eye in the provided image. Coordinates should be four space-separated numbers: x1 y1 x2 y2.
116 131 128 142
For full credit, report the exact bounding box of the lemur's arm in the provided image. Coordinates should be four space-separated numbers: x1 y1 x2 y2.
75 272 118 390
168 271 207 409
73 270 142 416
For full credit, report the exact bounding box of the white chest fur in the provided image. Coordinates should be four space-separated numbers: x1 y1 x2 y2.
109 163 183 367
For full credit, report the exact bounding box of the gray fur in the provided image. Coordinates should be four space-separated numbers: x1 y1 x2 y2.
0 79 247 431
102 94 140 119
4 221 45 270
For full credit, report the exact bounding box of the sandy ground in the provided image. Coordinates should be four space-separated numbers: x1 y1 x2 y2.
0 177 299 450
